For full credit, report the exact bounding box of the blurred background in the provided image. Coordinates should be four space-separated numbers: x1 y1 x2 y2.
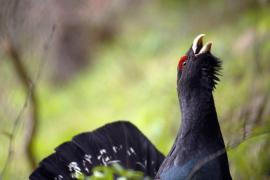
0 0 270 179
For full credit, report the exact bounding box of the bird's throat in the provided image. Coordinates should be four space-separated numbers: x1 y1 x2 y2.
177 88 223 149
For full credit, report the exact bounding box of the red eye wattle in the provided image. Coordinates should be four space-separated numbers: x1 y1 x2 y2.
178 55 187 70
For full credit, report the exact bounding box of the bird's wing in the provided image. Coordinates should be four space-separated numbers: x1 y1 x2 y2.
30 121 164 179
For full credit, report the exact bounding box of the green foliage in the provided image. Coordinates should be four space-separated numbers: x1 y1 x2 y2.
76 164 149 180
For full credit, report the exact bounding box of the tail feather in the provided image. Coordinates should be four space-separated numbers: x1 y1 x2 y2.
30 167 52 180
40 154 72 179
30 121 164 179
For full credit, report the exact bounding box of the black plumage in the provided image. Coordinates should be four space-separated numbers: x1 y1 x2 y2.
30 121 164 179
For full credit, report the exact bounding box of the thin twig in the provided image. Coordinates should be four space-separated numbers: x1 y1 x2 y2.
0 25 55 178
0 88 31 179
6 40 38 169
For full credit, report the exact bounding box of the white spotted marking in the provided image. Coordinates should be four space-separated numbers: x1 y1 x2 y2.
136 162 146 169
129 147 136 155
100 149 106 154
68 162 82 178
82 155 92 173
84 154 92 163
107 160 121 165
112 146 117 153
54 175 63 180
127 150 131 156
97 148 111 166
84 165 89 173
112 145 123 153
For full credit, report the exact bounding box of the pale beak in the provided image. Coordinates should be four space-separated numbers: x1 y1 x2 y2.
199 42 212 54
192 34 205 54
192 34 212 56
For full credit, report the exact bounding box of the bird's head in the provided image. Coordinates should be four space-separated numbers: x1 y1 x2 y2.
177 34 221 93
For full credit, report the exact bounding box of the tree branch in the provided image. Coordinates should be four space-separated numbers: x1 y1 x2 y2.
3 40 38 169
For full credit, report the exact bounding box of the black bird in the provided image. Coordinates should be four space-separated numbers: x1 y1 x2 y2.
155 34 232 180
30 34 232 180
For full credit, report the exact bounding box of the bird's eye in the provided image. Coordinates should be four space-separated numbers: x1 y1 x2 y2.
178 55 187 70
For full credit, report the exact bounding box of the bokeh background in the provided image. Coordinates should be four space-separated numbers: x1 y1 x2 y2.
0 0 270 179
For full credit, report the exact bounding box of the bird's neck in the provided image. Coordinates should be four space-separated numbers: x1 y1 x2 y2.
176 88 224 149
155 87 231 179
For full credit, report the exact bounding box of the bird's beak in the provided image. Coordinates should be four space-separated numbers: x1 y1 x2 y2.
199 42 212 54
192 34 212 56
192 34 204 54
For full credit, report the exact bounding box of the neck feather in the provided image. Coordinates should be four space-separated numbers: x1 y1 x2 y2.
176 88 224 149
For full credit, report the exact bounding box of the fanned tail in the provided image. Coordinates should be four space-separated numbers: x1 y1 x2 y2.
30 121 164 179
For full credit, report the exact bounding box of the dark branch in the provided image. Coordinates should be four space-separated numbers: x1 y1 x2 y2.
3 40 38 169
